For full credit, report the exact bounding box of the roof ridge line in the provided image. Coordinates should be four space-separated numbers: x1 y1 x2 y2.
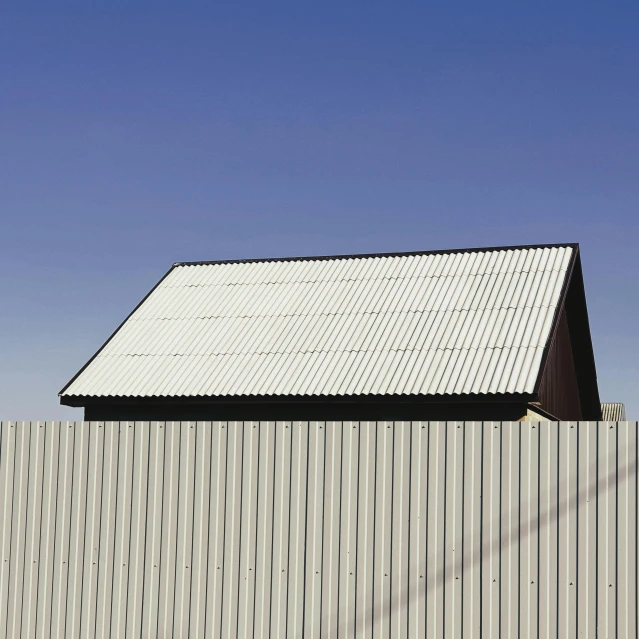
172 243 578 267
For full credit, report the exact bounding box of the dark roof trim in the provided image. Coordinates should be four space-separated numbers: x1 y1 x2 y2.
61 392 537 408
58 263 179 397
173 242 579 268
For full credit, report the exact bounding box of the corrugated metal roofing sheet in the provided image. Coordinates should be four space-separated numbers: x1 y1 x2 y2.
62 246 574 398
601 402 627 421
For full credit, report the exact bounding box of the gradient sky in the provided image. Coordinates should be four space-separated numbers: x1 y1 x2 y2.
1 2 638 420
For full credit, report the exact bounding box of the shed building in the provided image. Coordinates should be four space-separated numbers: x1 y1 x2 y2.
60 243 601 421
601 402 626 421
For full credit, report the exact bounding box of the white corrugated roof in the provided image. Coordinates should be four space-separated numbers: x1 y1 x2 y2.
61 246 574 398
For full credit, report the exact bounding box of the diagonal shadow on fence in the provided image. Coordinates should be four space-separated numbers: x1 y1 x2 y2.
328 448 637 637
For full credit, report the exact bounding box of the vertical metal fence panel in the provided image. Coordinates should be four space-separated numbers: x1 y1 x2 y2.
110 421 135 638
321 421 342 639
444 421 464 639
520 421 540 639
408 421 428 638
157 421 179 638
21 422 45 639
355 421 375 639
66 420 89 639
338 421 358 637
304 422 325 639
0 422 13 639
49 422 75 639
270 422 291 639
395 421 412 639
462 421 482 638
577 420 598 636
173 421 195 637
426 421 445 639
205 420 228 639
598 420 618 638
236 421 260 639
189 421 212 638
36 422 61 639
94 421 118 639
7 420 30 639
287 421 309 639
501 420 519 639
0 420 637 638
482 421 500 639
128 422 150 639
107 423 124 634
79 422 105 638
558 422 578 639
253 421 275 639
372 421 392 639
617 420 638 639
221 421 243 639
139 422 165 638
538 420 559 639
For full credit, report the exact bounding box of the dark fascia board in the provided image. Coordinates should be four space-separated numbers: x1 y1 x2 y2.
58 263 179 397
532 244 579 395
61 392 537 408
174 242 579 268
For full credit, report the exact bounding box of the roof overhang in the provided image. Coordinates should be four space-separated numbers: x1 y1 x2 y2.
61 392 537 408
60 242 598 412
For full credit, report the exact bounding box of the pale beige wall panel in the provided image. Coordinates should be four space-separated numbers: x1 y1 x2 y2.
0 420 637 638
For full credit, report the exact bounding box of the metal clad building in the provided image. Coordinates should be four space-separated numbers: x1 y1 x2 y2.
60 244 602 422
601 402 627 421
1 420 636 638
62 247 572 398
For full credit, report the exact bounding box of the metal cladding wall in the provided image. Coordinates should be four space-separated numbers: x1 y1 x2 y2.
0 421 636 638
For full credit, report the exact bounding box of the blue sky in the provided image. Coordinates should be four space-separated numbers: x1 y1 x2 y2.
1 2 638 419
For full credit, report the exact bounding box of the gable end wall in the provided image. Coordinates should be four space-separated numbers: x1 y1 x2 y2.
538 306 582 420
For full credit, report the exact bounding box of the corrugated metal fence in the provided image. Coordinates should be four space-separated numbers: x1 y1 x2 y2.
0 421 636 638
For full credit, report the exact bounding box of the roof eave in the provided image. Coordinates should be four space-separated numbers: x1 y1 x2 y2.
61 392 538 408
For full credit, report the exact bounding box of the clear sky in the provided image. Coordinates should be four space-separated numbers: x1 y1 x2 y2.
1 2 638 420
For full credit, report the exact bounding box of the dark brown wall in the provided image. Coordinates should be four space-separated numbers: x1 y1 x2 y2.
562 257 602 419
538 307 582 420
83 399 529 422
